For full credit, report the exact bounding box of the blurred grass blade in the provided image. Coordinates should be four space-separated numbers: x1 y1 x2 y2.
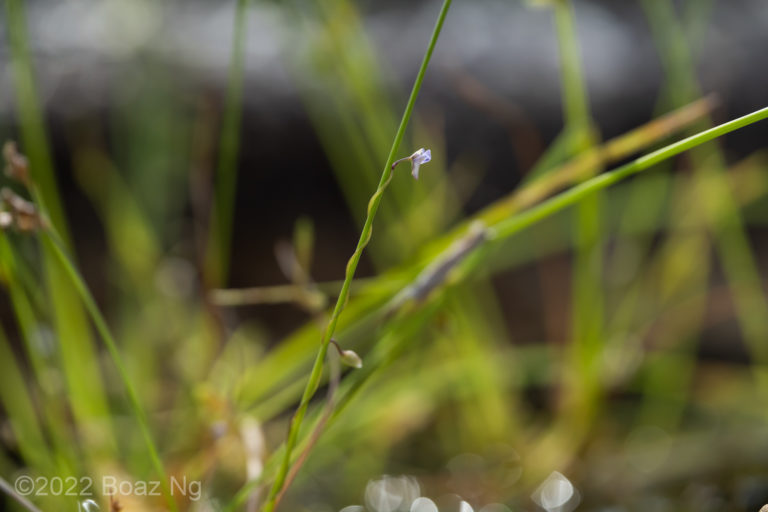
40 231 177 512
491 105 768 240
0 235 78 474
0 323 52 474
552 0 605 464
451 97 718 243
5 0 116 461
4 0 67 234
205 0 250 287
642 0 768 395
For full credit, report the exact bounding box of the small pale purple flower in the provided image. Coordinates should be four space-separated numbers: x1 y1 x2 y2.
411 148 432 180
391 147 432 179
409 148 431 179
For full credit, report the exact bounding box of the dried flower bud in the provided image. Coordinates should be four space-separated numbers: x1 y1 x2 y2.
3 141 30 186
1 187 44 232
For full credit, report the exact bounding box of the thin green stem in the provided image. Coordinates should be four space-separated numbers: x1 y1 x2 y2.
260 2 452 510
39 230 176 512
491 105 768 240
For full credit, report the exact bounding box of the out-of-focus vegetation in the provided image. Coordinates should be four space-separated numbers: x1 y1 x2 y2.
2 1 768 512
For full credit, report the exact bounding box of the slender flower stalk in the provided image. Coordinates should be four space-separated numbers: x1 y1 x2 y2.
259 2 452 510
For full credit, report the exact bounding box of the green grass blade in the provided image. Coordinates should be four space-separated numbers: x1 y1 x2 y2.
491 105 768 240
39 232 177 512
5 0 116 461
0 323 51 474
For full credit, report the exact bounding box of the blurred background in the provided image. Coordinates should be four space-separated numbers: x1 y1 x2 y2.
2 0 768 511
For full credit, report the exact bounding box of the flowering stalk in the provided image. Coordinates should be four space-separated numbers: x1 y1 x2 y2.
259 2 451 510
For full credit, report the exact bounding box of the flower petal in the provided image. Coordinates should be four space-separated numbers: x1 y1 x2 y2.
411 161 421 180
410 148 431 165
408 148 431 179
